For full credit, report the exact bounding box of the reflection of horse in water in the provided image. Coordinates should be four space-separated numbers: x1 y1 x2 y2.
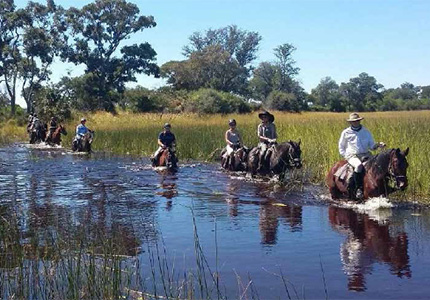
247 140 302 176
329 206 411 291
326 148 409 200
72 131 94 153
153 147 178 171
259 203 303 245
46 125 67 146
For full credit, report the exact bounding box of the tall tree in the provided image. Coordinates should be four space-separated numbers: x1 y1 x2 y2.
0 0 28 116
162 25 261 95
62 0 159 112
273 43 300 93
20 0 64 113
340 72 383 111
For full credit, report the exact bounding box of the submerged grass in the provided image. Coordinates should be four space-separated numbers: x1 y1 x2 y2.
2 110 430 202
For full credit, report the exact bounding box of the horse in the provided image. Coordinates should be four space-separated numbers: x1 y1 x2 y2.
29 122 47 144
46 125 67 146
326 148 409 201
247 140 302 176
153 147 178 171
221 146 249 171
72 131 94 153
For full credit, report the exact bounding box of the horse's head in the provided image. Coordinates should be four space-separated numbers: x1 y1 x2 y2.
286 139 302 169
389 148 409 191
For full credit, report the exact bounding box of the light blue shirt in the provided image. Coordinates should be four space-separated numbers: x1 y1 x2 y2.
76 124 88 137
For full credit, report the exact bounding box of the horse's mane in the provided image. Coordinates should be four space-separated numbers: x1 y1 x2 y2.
365 149 394 176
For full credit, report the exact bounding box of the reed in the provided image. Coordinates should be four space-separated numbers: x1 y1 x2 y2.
62 110 430 202
3 110 430 202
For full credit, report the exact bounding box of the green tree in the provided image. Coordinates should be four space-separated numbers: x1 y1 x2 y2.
62 0 159 112
0 0 28 116
20 0 64 113
273 43 300 93
340 72 383 111
162 25 261 95
311 77 345 111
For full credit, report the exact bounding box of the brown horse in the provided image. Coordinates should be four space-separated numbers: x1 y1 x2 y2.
46 125 67 145
221 146 249 171
247 140 302 176
153 147 178 171
326 148 409 200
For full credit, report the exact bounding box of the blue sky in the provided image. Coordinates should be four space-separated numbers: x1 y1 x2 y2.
13 0 430 106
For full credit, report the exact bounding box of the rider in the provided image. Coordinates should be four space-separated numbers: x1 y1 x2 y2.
27 114 34 133
73 118 89 148
257 111 277 171
29 113 40 132
224 119 243 157
338 112 385 199
45 116 58 142
152 123 176 166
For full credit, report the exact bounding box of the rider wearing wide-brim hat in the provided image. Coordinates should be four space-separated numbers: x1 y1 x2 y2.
257 111 277 171
338 112 385 199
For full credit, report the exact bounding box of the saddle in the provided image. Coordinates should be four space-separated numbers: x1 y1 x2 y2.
334 160 369 182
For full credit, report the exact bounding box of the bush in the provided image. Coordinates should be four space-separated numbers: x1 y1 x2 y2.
265 90 300 112
186 88 251 114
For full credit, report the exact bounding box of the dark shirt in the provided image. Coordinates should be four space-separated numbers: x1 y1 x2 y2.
49 120 57 130
158 131 176 147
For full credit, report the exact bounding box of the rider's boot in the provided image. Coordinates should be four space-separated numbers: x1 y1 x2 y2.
353 171 364 200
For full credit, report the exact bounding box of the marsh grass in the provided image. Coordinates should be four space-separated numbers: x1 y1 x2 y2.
0 120 27 145
62 110 430 202
2 110 430 202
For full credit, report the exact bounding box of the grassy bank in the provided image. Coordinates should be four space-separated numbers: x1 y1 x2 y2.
0 120 27 145
2 111 429 202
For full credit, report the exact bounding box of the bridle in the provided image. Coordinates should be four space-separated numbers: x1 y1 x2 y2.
387 153 406 189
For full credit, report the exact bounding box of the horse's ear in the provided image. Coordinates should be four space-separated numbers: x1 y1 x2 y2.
404 147 409 156
298 138 301 146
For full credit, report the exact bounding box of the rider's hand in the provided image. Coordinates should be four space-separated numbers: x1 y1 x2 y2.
269 139 277 144
162 145 167 149
379 142 386 148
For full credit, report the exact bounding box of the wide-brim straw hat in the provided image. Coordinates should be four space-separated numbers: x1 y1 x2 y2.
258 111 275 123
346 112 363 122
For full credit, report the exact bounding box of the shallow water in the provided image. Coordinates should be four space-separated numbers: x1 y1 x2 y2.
1 144 430 299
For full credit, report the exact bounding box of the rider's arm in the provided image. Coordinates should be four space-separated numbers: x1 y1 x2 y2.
338 130 347 158
225 131 232 146
367 130 379 150
258 124 269 143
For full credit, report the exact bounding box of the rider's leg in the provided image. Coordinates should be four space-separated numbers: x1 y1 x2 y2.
257 143 267 171
152 147 162 166
348 156 364 199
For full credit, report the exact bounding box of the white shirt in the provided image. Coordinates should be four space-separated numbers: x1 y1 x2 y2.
338 126 376 159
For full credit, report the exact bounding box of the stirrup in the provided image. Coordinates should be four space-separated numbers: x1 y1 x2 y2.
355 188 364 200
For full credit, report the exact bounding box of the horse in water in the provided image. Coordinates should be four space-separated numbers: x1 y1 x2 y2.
221 146 249 171
247 140 302 176
72 131 94 153
153 147 178 171
46 125 67 146
326 148 409 201
29 122 47 144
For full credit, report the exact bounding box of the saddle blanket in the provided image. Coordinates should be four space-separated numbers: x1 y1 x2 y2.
334 161 368 181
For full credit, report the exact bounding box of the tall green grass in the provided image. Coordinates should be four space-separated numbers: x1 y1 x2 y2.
62 111 430 202
2 111 430 202
0 120 27 145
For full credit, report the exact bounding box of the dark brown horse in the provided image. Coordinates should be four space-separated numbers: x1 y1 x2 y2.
72 131 94 153
326 148 409 200
29 122 47 144
221 146 249 171
46 125 67 145
153 147 178 171
247 140 302 175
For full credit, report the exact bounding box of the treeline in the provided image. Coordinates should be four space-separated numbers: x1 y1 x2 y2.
1 0 429 123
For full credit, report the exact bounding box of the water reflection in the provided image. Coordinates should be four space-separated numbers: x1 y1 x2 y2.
224 179 303 245
329 206 411 291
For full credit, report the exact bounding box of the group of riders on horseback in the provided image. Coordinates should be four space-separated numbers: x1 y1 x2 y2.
26 110 409 201
27 115 93 152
